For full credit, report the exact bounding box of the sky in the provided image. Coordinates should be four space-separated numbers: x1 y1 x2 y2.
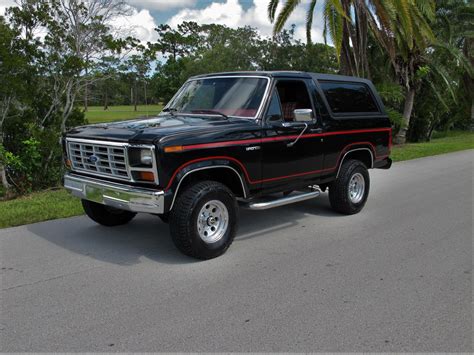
0 0 325 44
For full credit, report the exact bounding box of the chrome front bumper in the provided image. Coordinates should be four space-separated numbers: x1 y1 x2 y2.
64 173 165 214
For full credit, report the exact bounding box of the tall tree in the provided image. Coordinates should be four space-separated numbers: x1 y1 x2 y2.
268 0 389 77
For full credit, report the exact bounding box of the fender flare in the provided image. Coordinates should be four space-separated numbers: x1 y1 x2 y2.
166 158 249 211
336 146 374 178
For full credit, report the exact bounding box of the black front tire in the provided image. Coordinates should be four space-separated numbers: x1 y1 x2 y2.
82 199 137 226
158 213 169 223
169 180 238 260
329 159 370 215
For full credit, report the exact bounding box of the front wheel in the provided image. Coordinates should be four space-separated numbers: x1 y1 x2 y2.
82 199 136 226
329 159 370 215
169 181 238 260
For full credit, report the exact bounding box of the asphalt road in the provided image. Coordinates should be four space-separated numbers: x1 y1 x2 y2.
1 150 472 352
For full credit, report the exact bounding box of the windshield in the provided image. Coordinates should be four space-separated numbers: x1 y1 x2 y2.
164 77 269 118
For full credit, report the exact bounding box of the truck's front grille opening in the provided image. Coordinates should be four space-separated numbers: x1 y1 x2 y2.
67 141 131 181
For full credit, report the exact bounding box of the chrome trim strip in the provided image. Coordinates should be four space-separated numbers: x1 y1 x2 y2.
64 173 164 214
163 75 271 120
246 190 321 210
65 137 159 185
336 148 374 178
169 166 247 211
65 138 129 146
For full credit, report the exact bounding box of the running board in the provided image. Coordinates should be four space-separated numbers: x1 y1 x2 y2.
245 190 321 210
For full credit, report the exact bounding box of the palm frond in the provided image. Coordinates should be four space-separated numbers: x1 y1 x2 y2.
306 0 318 44
268 0 280 22
324 0 343 59
429 64 457 102
391 0 414 50
274 0 302 35
425 77 450 111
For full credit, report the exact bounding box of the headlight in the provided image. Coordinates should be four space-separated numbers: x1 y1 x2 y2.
140 149 153 166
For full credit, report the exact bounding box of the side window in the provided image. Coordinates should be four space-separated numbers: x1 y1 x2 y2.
319 81 379 114
266 90 283 121
276 80 313 122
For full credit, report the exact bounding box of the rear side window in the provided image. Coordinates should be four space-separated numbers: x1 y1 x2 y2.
319 81 379 114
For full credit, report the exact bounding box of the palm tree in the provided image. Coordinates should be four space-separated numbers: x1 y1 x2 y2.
268 0 440 143
268 0 384 78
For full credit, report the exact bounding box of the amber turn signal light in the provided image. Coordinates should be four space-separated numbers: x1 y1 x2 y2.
164 145 183 153
137 171 155 182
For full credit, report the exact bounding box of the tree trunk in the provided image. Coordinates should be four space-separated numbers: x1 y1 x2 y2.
0 164 9 191
133 82 138 112
144 81 147 114
395 87 416 144
471 98 474 131
84 82 88 112
340 33 355 75
84 60 89 112
0 134 10 190
0 97 12 190
104 86 108 110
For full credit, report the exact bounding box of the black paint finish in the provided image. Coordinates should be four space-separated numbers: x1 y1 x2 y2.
65 71 392 211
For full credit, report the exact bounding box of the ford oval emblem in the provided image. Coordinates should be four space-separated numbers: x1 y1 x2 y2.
88 155 99 163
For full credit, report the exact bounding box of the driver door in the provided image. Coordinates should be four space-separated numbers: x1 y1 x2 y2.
260 78 324 192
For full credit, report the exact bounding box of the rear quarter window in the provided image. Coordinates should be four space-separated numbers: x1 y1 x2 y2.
319 81 380 114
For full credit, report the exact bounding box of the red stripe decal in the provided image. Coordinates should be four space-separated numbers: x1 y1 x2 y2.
180 127 392 151
164 139 389 191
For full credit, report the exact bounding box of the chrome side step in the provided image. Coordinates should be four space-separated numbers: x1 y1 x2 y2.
245 190 321 210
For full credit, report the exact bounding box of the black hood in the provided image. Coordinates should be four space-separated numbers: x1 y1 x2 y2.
66 114 255 144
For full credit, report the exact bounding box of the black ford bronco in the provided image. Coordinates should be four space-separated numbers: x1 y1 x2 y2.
63 71 392 259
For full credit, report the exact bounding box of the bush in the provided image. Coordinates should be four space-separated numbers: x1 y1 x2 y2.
1 108 86 195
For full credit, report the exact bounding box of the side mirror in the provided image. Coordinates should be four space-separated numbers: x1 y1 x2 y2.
293 109 313 122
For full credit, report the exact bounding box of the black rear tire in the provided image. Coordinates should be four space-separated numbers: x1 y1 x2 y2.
169 180 238 260
82 200 137 226
329 159 370 215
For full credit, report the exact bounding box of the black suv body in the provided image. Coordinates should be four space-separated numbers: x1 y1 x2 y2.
63 71 392 259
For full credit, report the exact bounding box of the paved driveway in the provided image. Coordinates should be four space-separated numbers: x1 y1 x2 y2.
1 150 472 352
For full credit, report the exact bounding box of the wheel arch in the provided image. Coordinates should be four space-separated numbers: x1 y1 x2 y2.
336 147 374 178
167 161 248 211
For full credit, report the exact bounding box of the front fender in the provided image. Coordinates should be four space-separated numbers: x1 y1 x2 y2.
162 157 250 211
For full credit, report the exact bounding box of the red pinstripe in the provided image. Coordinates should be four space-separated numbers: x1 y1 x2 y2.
181 127 392 151
164 136 389 191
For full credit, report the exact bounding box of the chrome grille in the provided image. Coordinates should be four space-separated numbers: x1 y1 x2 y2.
67 140 130 180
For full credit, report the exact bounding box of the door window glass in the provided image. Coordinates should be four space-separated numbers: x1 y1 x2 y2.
276 80 313 122
266 90 283 121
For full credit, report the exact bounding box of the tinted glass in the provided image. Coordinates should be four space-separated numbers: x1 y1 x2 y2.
166 77 268 118
320 81 379 113
266 90 283 121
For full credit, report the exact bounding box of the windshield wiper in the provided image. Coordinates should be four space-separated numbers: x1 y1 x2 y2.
191 109 229 120
162 107 178 116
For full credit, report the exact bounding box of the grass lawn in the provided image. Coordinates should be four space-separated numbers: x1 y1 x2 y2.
0 189 83 229
0 130 472 229
391 131 473 162
84 104 163 123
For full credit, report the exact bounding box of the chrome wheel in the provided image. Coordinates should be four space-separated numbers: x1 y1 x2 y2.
348 172 365 203
197 200 229 243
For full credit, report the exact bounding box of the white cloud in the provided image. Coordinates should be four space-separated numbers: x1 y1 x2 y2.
0 0 158 45
127 0 196 11
168 0 324 43
110 7 158 43
0 0 16 16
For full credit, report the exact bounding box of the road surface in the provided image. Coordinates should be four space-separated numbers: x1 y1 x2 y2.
1 150 472 352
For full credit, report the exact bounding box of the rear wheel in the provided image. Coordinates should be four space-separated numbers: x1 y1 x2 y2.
82 199 136 226
329 159 370 215
169 180 238 260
